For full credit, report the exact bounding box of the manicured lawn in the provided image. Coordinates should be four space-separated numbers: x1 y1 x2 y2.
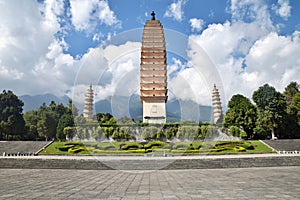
39 140 275 155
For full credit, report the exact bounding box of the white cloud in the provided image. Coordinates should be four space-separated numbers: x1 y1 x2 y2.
168 58 211 105
244 31 300 91
70 0 120 32
189 18 204 32
71 41 141 104
164 0 186 22
229 0 273 30
272 0 291 20
1 0 299 112
0 1 69 96
184 0 299 105
0 64 24 80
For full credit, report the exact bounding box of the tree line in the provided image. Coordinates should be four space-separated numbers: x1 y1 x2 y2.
224 82 300 139
0 81 299 141
0 91 77 141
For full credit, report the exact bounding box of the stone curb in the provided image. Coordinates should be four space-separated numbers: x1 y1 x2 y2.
1 154 299 170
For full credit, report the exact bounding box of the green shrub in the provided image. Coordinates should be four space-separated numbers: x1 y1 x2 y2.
104 145 118 150
126 149 146 153
165 127 177 139
68 146 87 153
142 126 160 140
144 141 169 149
240 142 255 150
121 142 143 150
210 147 226 152
240 131 247 139
173 143 194 150
233 146 246 152
58 144 75 151
58 146 71 151
215 141 241 147
200 143 214 149
229 126 240 137
192 142 202 149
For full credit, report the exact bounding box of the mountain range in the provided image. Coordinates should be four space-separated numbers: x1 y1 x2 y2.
20 94 213 122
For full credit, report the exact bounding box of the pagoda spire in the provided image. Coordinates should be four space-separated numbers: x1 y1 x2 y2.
151 11 155 20
83 85 94 120
212 84 223 124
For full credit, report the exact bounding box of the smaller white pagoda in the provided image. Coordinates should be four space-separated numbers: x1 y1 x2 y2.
212 84 223 124
83 85 94 120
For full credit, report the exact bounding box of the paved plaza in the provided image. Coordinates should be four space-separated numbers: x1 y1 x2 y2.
0 166 299 199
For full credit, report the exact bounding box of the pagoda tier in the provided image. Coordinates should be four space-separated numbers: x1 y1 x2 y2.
212 84 223 124
83 85 94 120
140 19 167 103
140 12 167 123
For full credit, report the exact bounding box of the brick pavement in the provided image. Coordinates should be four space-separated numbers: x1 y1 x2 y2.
0 166 299 199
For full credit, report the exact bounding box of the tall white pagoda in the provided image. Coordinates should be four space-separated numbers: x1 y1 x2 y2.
83 85 94 120
212 84 223 124
140 11 167 124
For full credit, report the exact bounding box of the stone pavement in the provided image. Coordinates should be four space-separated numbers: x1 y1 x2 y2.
262 139 300 152
0 166 299 200
0 141 52 155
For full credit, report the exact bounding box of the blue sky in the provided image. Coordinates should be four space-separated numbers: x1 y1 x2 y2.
0 0 300 107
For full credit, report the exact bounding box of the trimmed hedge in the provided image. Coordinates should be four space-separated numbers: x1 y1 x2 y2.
144 141 170 149
43 140 271 155
126 149 146 153
240 142 255 150
120 142 143 150
68 146 87 153
58 145 74 151
173 143 194 150
233 146 246 152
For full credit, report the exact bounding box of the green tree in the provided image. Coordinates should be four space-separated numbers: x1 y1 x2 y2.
200 125 209 139
56 114 74 141
281 82 300 138
224 94 257 137
63 126 76 140
289 93 300 125
177 126 197 140
68 99 79 117
96 113 116 124
102 127 114 139
142 126 159 140
229 125 240 137
117 116 135 124
0 90 25 140
283 81 299 106
91 126 103 140
284 92 300 138
252 84 286 139
165 127 177 139
112 130 119 140
36 103 57 140
23 110 39 140
74 115 86 124
119 127 135 140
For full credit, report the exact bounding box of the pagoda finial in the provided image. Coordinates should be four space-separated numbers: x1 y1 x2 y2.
151 11 155 20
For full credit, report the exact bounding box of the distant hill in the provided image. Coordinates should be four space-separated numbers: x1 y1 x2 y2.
21 93 213 122
94 94 212 122
20 94 70 111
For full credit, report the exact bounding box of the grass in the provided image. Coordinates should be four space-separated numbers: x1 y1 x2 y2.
39 140 275 155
